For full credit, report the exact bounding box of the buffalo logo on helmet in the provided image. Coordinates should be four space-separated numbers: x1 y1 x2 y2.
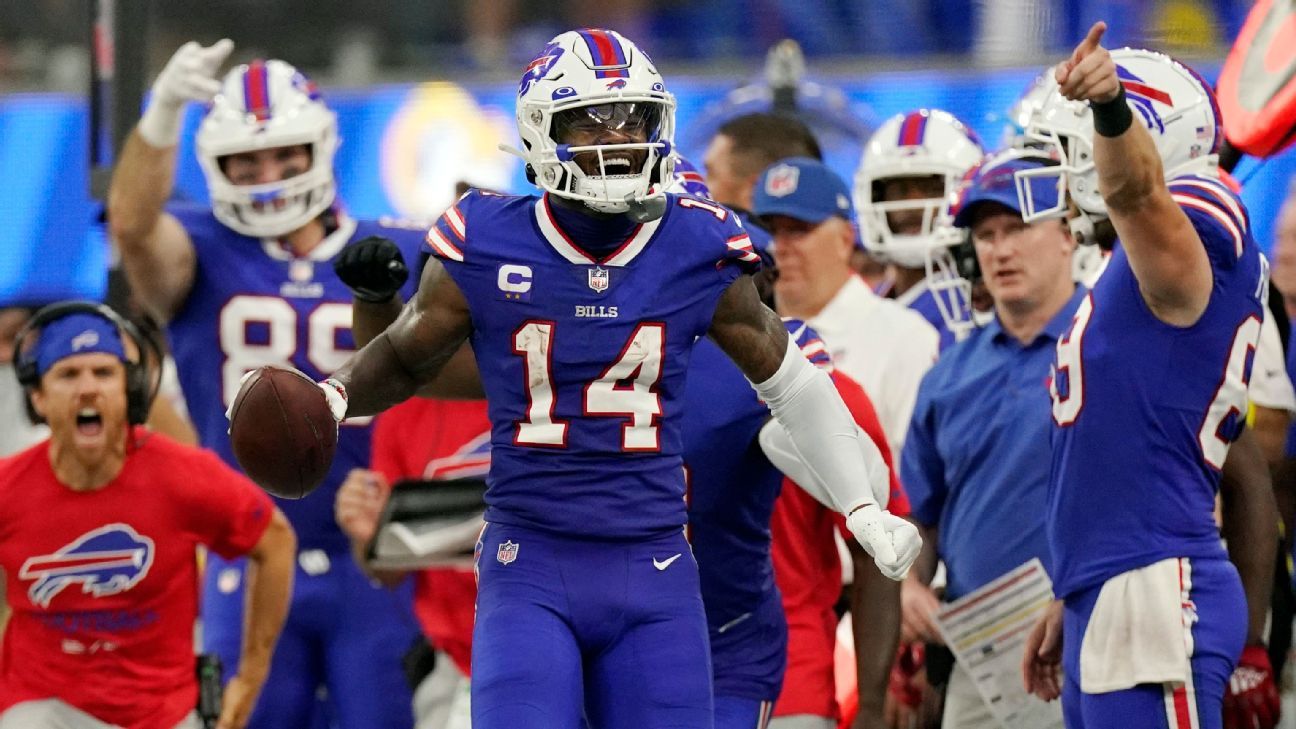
20 524 155 608
765 164 800 197
1117 65 1173 134
519 43 564 97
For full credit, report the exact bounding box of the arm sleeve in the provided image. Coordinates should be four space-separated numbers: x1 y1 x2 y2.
757 373 900 512
750 337 886 515
183 449 275 559
1167 175 1251 271
424 193 471 264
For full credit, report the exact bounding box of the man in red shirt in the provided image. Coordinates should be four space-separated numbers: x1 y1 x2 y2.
769 371 911 729
336 397 491 728
0 304 295 729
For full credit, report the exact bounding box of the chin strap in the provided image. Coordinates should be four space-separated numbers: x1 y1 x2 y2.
624 191 666 223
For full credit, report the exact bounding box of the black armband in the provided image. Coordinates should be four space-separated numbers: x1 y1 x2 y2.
1091 85 1132 138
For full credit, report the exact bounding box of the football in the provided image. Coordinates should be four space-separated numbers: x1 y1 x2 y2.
229 365 338 500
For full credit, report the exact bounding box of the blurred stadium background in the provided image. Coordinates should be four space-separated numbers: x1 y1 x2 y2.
0 0 1285 306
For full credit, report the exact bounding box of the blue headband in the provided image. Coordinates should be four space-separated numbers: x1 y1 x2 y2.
33 313 127 377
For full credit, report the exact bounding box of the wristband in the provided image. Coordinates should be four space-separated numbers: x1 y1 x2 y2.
1091 85 1133 138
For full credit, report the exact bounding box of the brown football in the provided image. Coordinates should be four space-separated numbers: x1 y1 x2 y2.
229 365 337 499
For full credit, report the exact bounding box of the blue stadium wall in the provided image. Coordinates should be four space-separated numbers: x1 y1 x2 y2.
4 63 1292 305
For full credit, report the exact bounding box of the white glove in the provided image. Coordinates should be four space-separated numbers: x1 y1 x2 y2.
846 503 922 581
318 378 349 423
138 39 234 147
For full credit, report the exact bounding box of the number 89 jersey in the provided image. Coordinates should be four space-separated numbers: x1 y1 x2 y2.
165 203 425 551
1046 174 1266 598
426 190 760 538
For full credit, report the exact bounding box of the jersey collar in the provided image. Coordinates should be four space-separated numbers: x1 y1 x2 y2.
259 213 357 261
534 194 662 266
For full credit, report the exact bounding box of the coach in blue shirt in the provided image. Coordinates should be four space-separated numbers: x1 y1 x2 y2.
898 149 1082 729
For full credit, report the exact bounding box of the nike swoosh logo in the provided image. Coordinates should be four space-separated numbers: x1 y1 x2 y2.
717 612 753 634
653 554 682 571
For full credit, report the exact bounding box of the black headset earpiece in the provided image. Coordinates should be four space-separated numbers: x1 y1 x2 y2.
12 301 161 426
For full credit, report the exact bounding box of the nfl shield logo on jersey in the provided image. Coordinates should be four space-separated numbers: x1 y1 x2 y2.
496 540 519 565
588 266 610 293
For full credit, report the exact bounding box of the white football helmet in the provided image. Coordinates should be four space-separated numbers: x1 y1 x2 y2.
1002 70 1055 149
854 109 984 269
1015 48 1221 241
196 59 338 238
508 28 675 216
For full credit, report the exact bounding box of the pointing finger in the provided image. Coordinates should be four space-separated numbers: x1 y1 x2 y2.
1071 21 1107 65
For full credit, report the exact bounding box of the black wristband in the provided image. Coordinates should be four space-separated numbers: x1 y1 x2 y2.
1091 85 1132 138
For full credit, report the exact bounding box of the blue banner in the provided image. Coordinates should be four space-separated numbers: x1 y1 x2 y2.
5 64 1293 305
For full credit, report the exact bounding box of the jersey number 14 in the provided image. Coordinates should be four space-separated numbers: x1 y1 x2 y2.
511 321 664 451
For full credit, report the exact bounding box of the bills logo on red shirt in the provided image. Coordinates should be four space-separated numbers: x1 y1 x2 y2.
19 524 155 608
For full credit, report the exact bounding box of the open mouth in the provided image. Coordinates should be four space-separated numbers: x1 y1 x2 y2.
76 408 104 437
578 151 643 178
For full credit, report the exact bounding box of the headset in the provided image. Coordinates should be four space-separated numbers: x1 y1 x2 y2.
12 301 162 426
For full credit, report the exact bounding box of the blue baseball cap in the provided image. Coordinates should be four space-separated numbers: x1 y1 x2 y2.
33 312 126 377
752 157 854 225
950 150 1060 228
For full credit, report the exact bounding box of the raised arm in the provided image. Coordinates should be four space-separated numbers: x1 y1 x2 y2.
1059 22 1210 325
330 257 474 418
709 276 921 579
334 239 486 399
107 40 233 323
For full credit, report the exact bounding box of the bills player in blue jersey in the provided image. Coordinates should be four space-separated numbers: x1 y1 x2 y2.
278 28 920 729
107 42 422 728
1016 25 1266 729
854 109 984 348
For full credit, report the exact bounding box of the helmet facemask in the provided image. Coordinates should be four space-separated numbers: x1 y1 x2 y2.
862 174 955 269
545 101 673 214
510 29 677 217
196 60 339 239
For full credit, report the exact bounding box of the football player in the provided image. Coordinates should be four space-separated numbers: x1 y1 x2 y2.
1018 25 1265 729
300 27 920 728
854 109 984 348
107 41 425 728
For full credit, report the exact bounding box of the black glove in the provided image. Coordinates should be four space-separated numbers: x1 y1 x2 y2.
333 236 409 303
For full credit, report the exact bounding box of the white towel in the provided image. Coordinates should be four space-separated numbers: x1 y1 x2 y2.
1079 557 1195 693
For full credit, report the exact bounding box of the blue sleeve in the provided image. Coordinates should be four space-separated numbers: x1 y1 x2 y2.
899 371 947 528
424 192 472 264
1167 175 1250 272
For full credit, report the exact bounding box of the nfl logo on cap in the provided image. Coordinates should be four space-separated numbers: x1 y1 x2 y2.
764 164 800 197
496 540 519 565
588 267 610 293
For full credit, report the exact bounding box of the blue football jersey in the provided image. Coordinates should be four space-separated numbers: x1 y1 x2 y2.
899 283 958 350
1047 174 1267 597
426 190 760 538
684 319 826 700
166 204 426 551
